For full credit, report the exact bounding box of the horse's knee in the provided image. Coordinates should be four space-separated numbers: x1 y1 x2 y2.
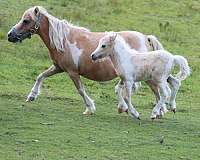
78 88 85 96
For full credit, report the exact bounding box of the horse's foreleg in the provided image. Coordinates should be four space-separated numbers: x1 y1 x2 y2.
26 65 63 102
124 80 140 119
69 73 96 115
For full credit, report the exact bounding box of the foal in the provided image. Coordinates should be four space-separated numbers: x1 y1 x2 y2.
91 32 190 119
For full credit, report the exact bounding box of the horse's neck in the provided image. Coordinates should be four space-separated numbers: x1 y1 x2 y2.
37 18 52 52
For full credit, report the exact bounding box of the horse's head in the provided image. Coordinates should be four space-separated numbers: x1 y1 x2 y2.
91 32 117 61
7 6 42 43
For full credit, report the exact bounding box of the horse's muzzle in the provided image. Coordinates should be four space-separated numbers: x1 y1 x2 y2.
7 28 31 43
7 28 20 43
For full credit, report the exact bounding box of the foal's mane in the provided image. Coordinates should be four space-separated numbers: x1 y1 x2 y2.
114 34 137 54
29 6 89 52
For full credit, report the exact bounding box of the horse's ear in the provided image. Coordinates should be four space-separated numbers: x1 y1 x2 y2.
110 33 117 42
34 7 40 16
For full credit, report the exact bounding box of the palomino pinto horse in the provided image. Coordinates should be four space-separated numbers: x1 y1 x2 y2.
7 6 164 118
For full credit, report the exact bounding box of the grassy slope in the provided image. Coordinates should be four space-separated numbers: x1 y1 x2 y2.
0 0 200 159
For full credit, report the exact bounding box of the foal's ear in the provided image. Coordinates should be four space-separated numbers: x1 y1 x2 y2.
34 7 40 16
110 33 117 42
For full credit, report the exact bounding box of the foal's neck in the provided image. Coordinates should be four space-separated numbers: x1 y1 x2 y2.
110 37 132 70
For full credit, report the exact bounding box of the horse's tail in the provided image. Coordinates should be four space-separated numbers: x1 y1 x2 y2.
174 55 191 81
147 35 164 51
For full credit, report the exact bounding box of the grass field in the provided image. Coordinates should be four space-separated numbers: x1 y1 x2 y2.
0 0 200 159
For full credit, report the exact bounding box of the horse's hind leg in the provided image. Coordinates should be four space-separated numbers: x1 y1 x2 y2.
167 75 181 113
69 73 95 115
26 65 63 102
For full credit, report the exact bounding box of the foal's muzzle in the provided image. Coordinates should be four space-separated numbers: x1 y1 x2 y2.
91 54 98 61
7 27 32 43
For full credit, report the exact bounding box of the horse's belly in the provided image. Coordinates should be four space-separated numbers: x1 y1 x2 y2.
79 59 117 81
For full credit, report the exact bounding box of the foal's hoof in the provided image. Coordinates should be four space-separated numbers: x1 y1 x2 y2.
118 108 128 114
26 96 35 102
82 110 94 115
151 117 156 120
172 108 176 114
130 112 140 120
118 108 123 114
156 114 162 119
151 114 157 120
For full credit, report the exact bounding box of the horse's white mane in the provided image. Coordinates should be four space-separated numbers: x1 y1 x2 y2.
28 6 89 52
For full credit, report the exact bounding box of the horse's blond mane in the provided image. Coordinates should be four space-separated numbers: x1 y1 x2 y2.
28 6 89 52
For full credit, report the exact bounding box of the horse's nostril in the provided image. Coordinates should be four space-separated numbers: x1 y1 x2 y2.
7 32 12 37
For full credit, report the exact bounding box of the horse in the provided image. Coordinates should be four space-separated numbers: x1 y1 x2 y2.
7 6 165 117
91 32 190 119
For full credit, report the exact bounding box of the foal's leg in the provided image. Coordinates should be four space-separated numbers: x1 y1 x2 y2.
151 82 168 119
69 73 95 115
146 80 169 117
115 80 128 113
124 80 140 119
167 75 181 113
26 65 63 102
146 80 160 103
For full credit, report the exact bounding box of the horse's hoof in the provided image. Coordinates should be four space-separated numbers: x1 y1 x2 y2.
137 117 141 120
26 96 35 102
125 109 128 114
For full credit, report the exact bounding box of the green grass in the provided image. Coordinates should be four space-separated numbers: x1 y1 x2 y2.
0 0 200 159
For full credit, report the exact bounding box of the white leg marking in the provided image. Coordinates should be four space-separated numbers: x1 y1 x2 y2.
75 80 96 115
26 73 44 101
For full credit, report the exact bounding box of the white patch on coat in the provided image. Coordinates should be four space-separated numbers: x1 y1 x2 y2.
69 42 83 68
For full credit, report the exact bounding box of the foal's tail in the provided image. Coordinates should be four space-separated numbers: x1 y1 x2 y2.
147 35 164 51
174 55 191 81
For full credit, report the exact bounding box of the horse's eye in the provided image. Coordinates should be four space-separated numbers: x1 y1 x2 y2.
23 19 30 25
102 45 106 48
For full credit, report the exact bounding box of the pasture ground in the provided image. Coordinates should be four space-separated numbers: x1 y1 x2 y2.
0 0 200 159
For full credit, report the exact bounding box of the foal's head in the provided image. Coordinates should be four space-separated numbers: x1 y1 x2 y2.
7 6 43 43
91 32 117 61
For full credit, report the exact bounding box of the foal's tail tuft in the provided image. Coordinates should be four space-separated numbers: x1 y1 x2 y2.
147 35 164 51
174 55 191 81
